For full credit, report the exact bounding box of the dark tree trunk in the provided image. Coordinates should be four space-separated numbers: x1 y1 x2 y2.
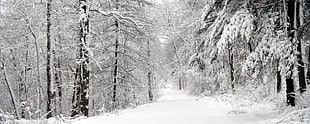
147 40 153 101
228 43 234 92
179 77 182 90
297 40 306 93
148 71 153 101
307 0 310 85
286 78 295 106
112 0 120 109
276 59 282 93
55 55 62 115
72 0 90 117
286 0 296 106
276 71 282 93
112 20 119 108
297 0 306 93
20 44 29 119
46 0 55 118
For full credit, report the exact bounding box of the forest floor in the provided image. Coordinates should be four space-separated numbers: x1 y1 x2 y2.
4 85 309 124
66 85 279 124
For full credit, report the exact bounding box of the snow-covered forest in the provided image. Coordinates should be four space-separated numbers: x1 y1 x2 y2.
0 0 310 123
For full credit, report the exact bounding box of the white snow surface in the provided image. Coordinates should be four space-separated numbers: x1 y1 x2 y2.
4 85 308 124
67 86 278 124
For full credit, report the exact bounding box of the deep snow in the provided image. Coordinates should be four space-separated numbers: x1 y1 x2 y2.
4 85 309 124
66 86 278 124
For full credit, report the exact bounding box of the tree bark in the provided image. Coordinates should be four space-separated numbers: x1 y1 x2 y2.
147 40 153 101
228 42 234 92
20 43 29 118
1 60 21 119
112 21 119 108
46 0 55 118
179 77 182 90
54 51 62 115
297 0 306 93
112 0 120 109
286 0 296 106
72 0 90 117
276 65 282 93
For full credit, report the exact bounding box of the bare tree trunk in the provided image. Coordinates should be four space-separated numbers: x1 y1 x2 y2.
147 40 153 101
1 60 21 119
286 0 296 106
306 0 310 82
228 42 234 92
46 0 55 118
20 43 29 118
112 22 119 108
297 0 306 93
147 71 153 101
112 0 120 109
26 18 42 118
276 60 282 93
72 0 90 117
55 51 62 115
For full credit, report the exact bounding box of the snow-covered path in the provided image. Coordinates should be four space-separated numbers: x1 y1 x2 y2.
69 87 271 124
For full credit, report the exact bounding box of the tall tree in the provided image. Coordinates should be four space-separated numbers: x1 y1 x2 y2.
228 41 235 92
54 21 63 116
112 0 120 109
306 0 310 85
285 0 296 106
46 0 55 118
147 39 153 101
20 44 29 118
297 0 306 93
1 59 20 119
72 0 90 117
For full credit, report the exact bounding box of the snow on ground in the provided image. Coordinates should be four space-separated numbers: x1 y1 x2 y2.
66 85 278 124
3 118 61 124
263 107 310 124
3 85 308 124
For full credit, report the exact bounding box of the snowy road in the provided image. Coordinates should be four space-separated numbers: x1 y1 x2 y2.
69 87 270 124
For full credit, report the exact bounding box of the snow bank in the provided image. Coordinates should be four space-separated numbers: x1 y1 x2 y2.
3 117 64 124
198 93 279 123
264 108 310 124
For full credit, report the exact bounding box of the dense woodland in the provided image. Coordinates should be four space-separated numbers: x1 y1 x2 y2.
0 0 309 122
